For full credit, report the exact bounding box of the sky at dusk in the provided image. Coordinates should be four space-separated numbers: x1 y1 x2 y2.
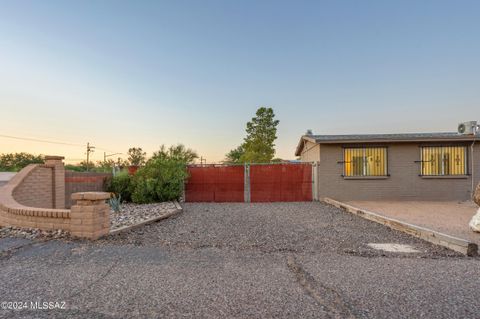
1 0 479 163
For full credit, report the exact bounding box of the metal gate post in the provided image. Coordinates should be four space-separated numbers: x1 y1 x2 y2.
312 162 319 201
244 163 250 203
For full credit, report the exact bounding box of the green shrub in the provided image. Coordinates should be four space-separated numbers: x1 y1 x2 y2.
107 171 133 202
131 158 187 203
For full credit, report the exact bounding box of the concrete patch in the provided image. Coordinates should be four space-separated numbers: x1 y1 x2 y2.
368 243 420 253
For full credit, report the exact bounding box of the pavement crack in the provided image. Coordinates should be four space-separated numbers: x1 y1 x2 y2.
0 240 49 261
286 255 358 319
66 255 122 301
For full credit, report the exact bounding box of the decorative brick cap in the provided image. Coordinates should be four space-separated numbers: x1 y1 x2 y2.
71 192 110 201
45 155 65 161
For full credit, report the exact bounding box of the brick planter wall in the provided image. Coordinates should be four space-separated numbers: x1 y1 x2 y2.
0 156 111 239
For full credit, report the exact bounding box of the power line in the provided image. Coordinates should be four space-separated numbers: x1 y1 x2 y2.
0 134 84 147
0 133 123 154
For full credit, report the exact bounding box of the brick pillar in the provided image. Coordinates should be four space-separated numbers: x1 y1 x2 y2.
70 192 110 239
44 155 65 209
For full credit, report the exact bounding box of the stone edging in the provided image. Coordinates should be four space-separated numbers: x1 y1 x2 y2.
323 197 478 257
109 201 183 236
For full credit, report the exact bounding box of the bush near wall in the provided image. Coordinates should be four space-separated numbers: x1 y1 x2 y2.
106 171 133 202
107 158 188 204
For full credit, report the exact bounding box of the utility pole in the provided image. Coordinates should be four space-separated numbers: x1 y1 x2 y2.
86 142 95 171
200 156 206 166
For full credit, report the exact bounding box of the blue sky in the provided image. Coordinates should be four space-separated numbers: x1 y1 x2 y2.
0 0 479 162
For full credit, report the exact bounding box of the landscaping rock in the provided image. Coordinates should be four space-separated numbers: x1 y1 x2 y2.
0 226 70 240
110 201 179 230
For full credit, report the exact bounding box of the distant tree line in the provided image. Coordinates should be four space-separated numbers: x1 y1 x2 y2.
0 153 44 172
0 144 199 173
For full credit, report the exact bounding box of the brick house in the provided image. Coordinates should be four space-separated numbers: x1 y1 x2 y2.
295 131 480 201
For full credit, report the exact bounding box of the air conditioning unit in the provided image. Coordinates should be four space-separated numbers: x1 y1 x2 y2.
458 121 478 135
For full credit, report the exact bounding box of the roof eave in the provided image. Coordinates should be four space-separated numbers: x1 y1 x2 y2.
294 136 316 156
314 136 480 144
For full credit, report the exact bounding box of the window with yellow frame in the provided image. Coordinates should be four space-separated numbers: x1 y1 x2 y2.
343 147 388 177
421 146 467 176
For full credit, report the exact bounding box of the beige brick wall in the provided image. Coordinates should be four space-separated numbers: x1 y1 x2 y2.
12 166 53 208
317 142 480 201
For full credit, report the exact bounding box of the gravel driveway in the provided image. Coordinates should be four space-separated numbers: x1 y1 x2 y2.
0 202 479 318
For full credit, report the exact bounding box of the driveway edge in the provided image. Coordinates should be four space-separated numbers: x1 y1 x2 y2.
323 198 478 256
109 201 183 236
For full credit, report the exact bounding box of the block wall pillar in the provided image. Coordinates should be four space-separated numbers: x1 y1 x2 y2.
70 192 110 239
45 155 65 209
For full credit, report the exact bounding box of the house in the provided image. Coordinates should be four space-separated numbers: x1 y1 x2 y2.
295 126 480 201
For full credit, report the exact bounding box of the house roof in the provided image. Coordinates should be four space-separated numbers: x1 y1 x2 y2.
295 132 480 156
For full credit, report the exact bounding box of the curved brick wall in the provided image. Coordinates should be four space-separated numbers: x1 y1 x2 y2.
0 162 71 231
0 156 110 239
13 165 53 208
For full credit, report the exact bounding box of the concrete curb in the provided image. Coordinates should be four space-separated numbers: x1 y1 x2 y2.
323 198 478 257
109 201 183 236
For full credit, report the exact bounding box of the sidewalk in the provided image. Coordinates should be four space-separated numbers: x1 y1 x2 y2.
347 200 480 245
0 172 16 187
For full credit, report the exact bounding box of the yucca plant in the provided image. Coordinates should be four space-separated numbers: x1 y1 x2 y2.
108 193 122 213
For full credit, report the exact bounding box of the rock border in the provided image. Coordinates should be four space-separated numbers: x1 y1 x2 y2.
109 201 183 236
324 197 478 257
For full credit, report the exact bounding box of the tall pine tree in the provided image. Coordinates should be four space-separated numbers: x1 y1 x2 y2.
239 107 279 163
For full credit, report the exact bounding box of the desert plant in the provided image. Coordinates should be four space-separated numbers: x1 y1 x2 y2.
131 158 188 203
107 171 133 202
151 144 198 164
127 147 147 166
108 193 122 213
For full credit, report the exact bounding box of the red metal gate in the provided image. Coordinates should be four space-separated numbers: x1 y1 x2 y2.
250 164 312 202
185 165 244 202
185 163 312 202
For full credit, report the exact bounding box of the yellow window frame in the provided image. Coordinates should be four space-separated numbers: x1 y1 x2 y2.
421 146 467 176
343 147 388 177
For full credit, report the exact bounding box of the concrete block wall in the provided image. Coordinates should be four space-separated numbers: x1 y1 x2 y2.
65 171 111 208
316 143 480 201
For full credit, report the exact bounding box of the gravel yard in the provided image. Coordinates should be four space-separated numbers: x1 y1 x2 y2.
110 201 179 230
0 202 479 319
105 202 458 257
